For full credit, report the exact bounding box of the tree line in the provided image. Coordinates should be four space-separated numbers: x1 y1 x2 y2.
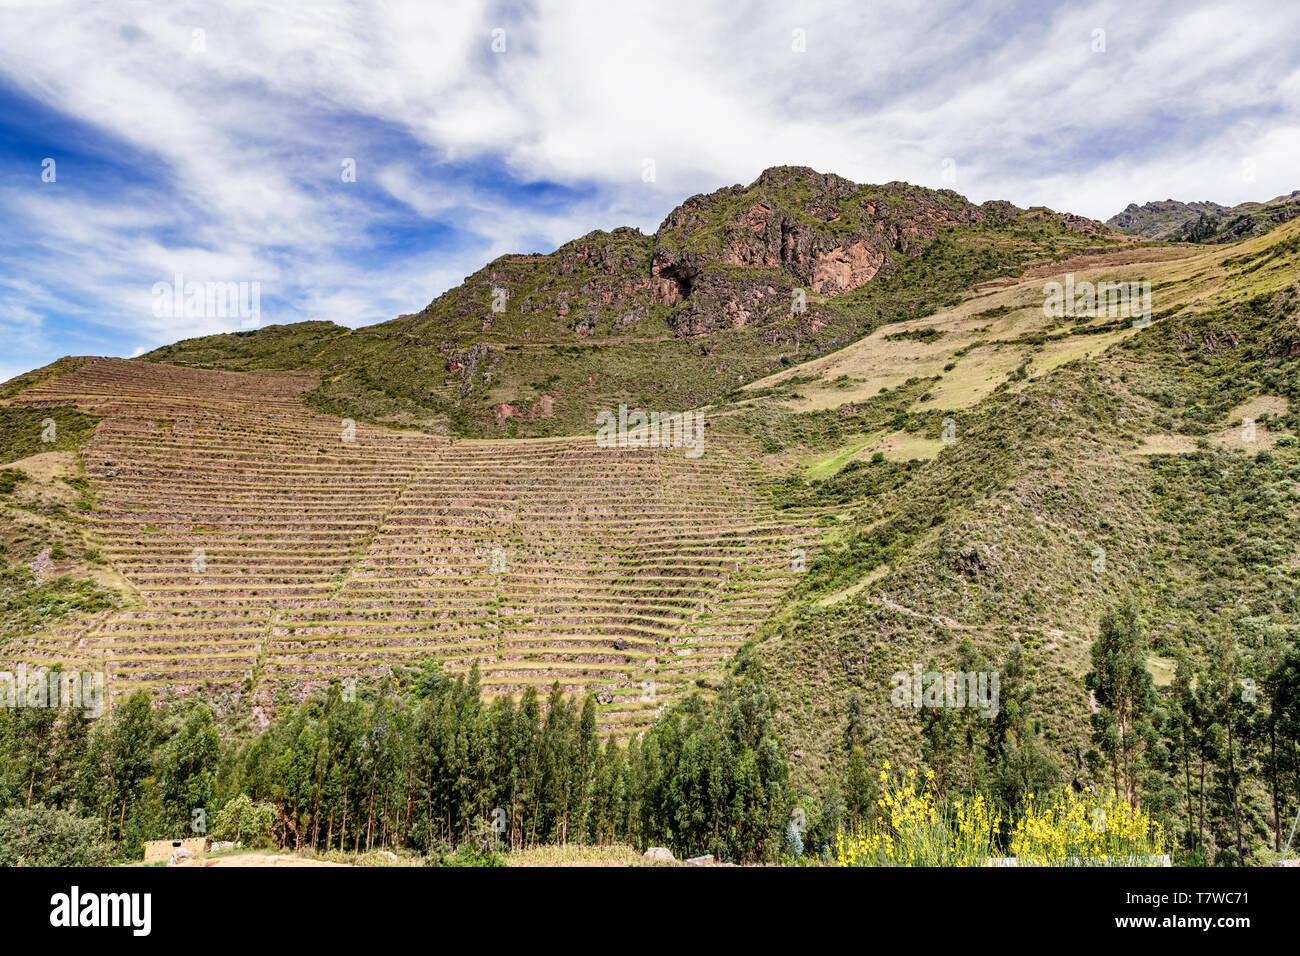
1081 599 1300 865
1 600 1298 865
0 658 790 863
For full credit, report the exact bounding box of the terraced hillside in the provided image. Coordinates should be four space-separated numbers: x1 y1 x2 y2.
8 171 1300 805
2 358 820 733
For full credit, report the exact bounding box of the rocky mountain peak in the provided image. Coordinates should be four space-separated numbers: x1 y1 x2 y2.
645 167 989 334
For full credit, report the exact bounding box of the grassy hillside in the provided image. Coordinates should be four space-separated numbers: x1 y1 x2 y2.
724 217 1300 800
6 173 1300 863
0 395 126 645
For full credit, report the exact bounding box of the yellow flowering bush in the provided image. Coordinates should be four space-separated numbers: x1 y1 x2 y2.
835 763 999 867
836 766 1168 867
1009 788 1166 866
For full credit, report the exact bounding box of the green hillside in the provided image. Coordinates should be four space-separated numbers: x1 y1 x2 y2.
716 215 1300 859
145 167 1117 437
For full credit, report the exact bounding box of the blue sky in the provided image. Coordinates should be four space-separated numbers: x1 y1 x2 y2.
1 0 1298 383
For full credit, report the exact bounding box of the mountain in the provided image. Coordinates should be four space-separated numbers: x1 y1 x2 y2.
144 166 1114 436
5 168 1300 863
1107 190 1300 242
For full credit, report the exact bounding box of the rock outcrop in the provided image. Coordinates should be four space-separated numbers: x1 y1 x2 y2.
647 166 989 335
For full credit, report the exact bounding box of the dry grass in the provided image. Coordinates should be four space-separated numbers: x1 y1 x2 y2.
1133 397 1294 457
505 843 664 867
741 227 1298 426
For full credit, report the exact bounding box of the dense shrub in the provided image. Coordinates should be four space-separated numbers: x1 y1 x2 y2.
0 804 112 866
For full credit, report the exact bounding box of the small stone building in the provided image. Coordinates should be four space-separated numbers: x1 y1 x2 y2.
143 837 211 864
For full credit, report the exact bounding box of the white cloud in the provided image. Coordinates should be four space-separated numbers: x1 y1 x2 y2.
0 0 1296 377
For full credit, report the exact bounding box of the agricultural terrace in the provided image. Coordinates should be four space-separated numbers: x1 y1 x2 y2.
2 358 821 733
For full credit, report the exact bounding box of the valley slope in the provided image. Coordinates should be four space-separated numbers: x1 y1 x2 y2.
1 358 819 735
4 171 1300 800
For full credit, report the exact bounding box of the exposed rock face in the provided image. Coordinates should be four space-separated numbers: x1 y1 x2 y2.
550 228 654 316
350 164 1110 433
650 262 695 306
1105 191 1300 242
1053 211 1112 237
413 167 1099 356
647 166 989 335
811 241 886 294
494 393 556 427
662 277 778 336
558 227 646 276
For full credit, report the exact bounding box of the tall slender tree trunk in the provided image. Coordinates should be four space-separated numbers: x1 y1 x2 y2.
364 775 376 850
404 767 414 834
1227 715 1243 856
1181 728 1193 849
1198 756 1206 852
1269 724 1280 852
310 789 322 849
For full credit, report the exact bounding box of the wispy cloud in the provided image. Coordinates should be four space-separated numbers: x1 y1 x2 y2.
0 0 1296 382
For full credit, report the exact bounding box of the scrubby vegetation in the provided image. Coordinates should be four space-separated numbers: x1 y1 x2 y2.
2 595 1291 866
0 405 97 462
0 804 112 866
734 217 1300 867
0 567 116 638
833 767 1166 867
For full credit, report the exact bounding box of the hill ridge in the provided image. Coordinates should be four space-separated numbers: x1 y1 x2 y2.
140 167 1117 437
